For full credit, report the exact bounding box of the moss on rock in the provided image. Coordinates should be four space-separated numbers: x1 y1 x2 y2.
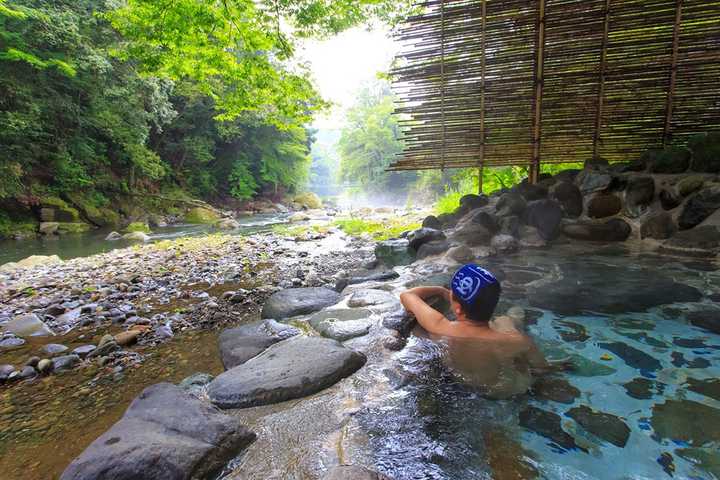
293 192 323 210
123 222 152 233
183 207 220 224
57 222 91 234
39 197 80 222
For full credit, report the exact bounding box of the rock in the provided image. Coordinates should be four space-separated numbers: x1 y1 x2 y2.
490 234 518 254
382 330 407 351
18 365 37 380
517 225 546 247
347 289 399 311
374 239 415 267
207 336 366 409
576 170 612 194
183 207 220 224
0 337 25 348
382 308 415 334
121 231 150 242
450 223 492 246
531 377 580 404
53 354 81 372
179 373 215 393
421 215 442 230
37 358 54 374
566 405 630 447
550 181 583 217
72 345 96 358
496 192 526 217
659 188 682 210
623 378 658 399
519 406 586 452
645 146 691 173
677 175 705 196
57 222 91 234
226 319 301 339
554 169 582 182
324 465 392 480
624 176 655 216
88 340 119 358
457 194 488 214
309 308 373 341
679 186 720 229
640 211 676 239
469 210 499 233
562 218 631 242
587 194 622 218
25 356 40 367
689 131 720 172
218 329 283 371
599 341 662 373
334 271 399 292
407 228 446 250
39 222 59 235
523 199 562 240
16 254 63 269
115 330 140 347
261 287 341 319
56 307 82 325
42 343 69 355
686 378 720 401
105 231 123 241
445 245 474 263
677 448 720 479
60 383 255 480
289 212 310 222
3 313 54 337
294 192 323 209
0 364 15 382
686 309 720 334
416 240 452 259
498 215 521 236
556 320 589 342
216 218 240 230
516 182 548 201
436 212 460 228
651 399 720 446
663 225 720 255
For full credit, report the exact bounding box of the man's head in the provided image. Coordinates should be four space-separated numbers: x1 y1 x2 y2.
450 264 501 323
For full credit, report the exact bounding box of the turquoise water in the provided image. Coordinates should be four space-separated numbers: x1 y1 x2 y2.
0 213 287 266
362 246 720 479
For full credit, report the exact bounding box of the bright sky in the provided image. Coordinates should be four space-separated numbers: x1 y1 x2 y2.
299 27 398 130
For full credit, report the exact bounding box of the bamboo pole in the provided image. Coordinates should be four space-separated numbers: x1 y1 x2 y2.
530 0 547 184
663 0 683 146
439 0 447 170
593 0 612 161
478 0 487 194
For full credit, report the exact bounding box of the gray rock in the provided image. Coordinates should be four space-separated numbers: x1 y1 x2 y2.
18 365 36 380
121 231 150 242
662 225 720 255
347 289 399 311
324 465 392 480
382 308 415 334
516 182 548 201
496 192 527 217
309 309 373 341
39 222 59 235
566 405 630 447
624 176 655 217
38 358 54 374
334 271 399 292
43 343 69 355
421 215 442 230
105 231 123 241
53 354 81 372
523 199 563 240
0 364 16 382
416 240 452 259
60 383 256 480
207 337 366 409
679 186 720 229
450 223 492 246
660 188 682 210
498 215 521 236
490 234 518 254
261 287 341 319
550 181 583 217
179 373 215 392
0 336 25 348
374 239 415 267
88 340 119 358
445 245 474 263
56 308 83 325
562 219 631 242
457 194 488 214
641 211 677 240
577 170 612 194
227 319 301 339
72 345 97 358
587 194 622 218
406 228 446 250
3 313 54 337
469 210 499 233
25 356 40 367
218 330 282 370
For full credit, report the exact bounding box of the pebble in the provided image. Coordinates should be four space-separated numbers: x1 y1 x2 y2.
72 345 97 358
114 330 140 347
0 337 26 348
42 343 69 355
37 358 54 374
25 356 40 367
18 365 37 380
53 354 81 372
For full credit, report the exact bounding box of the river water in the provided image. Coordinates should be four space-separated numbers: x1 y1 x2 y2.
0 213 288 266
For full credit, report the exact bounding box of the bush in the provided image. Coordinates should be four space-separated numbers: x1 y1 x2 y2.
334 217 420 241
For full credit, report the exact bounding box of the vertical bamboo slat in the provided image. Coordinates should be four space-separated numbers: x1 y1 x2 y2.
593 0 612 161
530 0 547 183
478 0 486 193
664 0 684 146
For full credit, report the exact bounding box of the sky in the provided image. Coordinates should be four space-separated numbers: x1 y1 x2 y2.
299 27 398 130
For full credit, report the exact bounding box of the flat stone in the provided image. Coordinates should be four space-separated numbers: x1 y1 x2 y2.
651 399 720 446
599 341 661 373
42 343 69 355
60 383 255 480
324 465 392 480
531 377 580 404
519 406 586 452
3 313 54 337
309 309 373 341
566 405 630 447
623 378 658 399
218 329 283 370
53 354 81 372
406 228 446 250
207 336 366 409
261 287 341 319
0 337 25 348
56 308 82 325
347 289 399 311
562 218 631 242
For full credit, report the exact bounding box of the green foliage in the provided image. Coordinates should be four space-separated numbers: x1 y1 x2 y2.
124 222 151 233
334 216 420 240
434 190 464 215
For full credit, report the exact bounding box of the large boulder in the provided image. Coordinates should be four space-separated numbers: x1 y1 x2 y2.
218 320 300 370
39 222 59 235
469 210 499 233
562 219 631 242
261 287 341 319
496 193 526 217
624 176 655 217
122 231 150 242
640 211 677 240
207 336 366 409
60 383 255 480
294 192 323 209
498 215 521 237
550 181 583 217
645 146 691 174
515 182 548 201
450 223 492 246
587 194 622 219
688 132 720 173
576 170 612 194
406 228 446 250
183 207 220 224
678 186 720 229
456 194 488 214
421 215 442 230
347 289 399 311
3 314 54 337
490 234 519 254
659 188 682 210
309 309 374 341
416 240 452 259
662 225 720 255
523 199 563 240
677 175 705 196
375 239 415 267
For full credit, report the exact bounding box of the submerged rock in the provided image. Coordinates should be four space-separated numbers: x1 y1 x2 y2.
374 239 415 267
623 378 659 400
261 287 341 319
651 399 720 446
677 447 720 478
566 405 630 447
686 378 720 402
640 211 676 239
686 309 720 334
531 376 580 404
207 336 366 409
381 308 415 335
324 465 392 480
309 308 373 341
60 383 255 480
519 406 586 452
599 341 661 373
662 225 720 255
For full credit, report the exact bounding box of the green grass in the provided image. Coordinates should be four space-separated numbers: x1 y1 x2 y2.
434 190 464 215
272 223 330 237
334 217 421 241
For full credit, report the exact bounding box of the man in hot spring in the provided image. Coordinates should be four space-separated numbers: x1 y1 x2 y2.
400 263 569 399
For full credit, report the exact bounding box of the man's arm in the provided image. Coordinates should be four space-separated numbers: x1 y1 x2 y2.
399 288 454 336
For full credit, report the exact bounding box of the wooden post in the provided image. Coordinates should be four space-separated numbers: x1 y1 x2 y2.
663 0 683 146
478 0 486 194
593 0 611 161
439 0 447 170
530 0 547 184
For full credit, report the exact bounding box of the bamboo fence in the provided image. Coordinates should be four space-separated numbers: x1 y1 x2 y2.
388 0 720 182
